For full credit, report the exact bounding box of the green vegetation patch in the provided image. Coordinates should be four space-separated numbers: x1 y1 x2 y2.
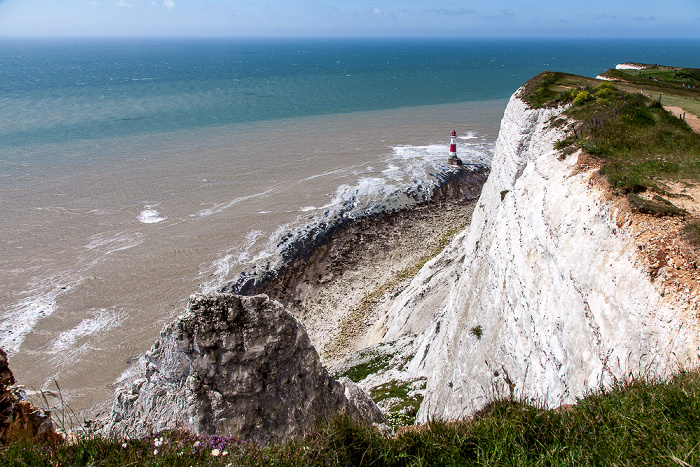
682 220 700 247
370 379 427 430
522 70 700 195
332 352 394 383
331 337 416 383
603 64 700 92
627 193 687 217
469 325 483 340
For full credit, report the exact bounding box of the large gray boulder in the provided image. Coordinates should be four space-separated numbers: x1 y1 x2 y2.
106 293 385 443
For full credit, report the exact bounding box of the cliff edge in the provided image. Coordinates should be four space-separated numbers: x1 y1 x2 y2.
367 89 700 423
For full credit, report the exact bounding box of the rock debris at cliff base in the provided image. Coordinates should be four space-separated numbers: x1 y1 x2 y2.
248 167 488 366
104 166 489 441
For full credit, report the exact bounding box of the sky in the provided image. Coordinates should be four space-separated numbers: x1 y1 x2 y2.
0 0 699 39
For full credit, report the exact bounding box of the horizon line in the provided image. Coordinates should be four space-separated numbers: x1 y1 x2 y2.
2 34 699 41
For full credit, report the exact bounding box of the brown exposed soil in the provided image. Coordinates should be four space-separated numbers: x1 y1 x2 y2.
572 151 700 320
627 183 700 319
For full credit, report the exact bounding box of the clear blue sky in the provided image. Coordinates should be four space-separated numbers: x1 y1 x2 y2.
1 0 699 38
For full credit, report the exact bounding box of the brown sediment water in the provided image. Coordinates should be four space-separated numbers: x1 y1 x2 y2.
0 100 505 420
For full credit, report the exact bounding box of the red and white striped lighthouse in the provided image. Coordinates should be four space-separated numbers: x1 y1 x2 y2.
447 129 463 166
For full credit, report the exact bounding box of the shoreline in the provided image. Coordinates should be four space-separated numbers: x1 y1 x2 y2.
222 164 489 365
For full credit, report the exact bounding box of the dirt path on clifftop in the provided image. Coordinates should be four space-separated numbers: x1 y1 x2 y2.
259 198 477 368
664 106 700 133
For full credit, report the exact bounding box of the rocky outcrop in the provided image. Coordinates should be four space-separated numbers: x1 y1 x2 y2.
368 92 700 423
106 293 385 443
0 348 62 444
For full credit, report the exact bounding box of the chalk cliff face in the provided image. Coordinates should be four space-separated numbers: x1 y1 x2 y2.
372 92 700 423
106 293 385 443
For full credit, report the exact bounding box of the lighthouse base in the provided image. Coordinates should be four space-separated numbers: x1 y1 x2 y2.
447 155 463 167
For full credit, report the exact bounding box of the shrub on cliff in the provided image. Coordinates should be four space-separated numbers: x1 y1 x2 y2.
573 90 590 106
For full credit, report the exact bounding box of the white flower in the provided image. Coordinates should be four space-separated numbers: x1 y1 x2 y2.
153 448 159 455
222 450 228 456
121 442 127 449
211 448 220 457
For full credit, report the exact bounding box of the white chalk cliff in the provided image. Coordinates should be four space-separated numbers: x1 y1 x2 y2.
370 91 700 423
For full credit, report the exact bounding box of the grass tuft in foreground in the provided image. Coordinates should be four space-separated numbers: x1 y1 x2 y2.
5 370 700 465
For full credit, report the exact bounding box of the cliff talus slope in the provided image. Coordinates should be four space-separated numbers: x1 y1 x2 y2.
372 93 700 423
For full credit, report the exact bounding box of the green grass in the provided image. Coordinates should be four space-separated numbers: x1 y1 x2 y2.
369 379 426 430
682 221 700 247
332 352 394 383
6 371 700 466
520 70 700 196
602 65 700 95
627 193 688 217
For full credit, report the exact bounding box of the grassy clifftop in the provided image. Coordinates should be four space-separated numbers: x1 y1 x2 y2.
520 68 700 195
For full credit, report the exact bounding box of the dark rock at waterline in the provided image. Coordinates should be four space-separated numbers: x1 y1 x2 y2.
105 293 386 443
223 164 489 297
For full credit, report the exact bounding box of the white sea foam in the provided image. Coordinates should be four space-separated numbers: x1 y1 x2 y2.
0 271 84 356
85 231 143 254
299 166 360 183
138 205 166 224
382 164 403 181
194 187 277 218
51 308 125 353
459 131 478 140
330 177 399 211
2 230 145 356
198 230 264 293
393 139 493 168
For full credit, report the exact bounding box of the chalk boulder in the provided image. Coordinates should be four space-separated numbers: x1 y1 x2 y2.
106 293 385 443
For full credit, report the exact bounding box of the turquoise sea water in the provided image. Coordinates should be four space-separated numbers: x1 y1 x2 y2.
3 38 700 149
2 38 700 415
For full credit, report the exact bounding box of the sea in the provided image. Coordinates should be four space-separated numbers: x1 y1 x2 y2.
2 37 700 416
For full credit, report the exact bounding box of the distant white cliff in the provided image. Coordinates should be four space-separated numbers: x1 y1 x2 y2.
369 92 700 423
